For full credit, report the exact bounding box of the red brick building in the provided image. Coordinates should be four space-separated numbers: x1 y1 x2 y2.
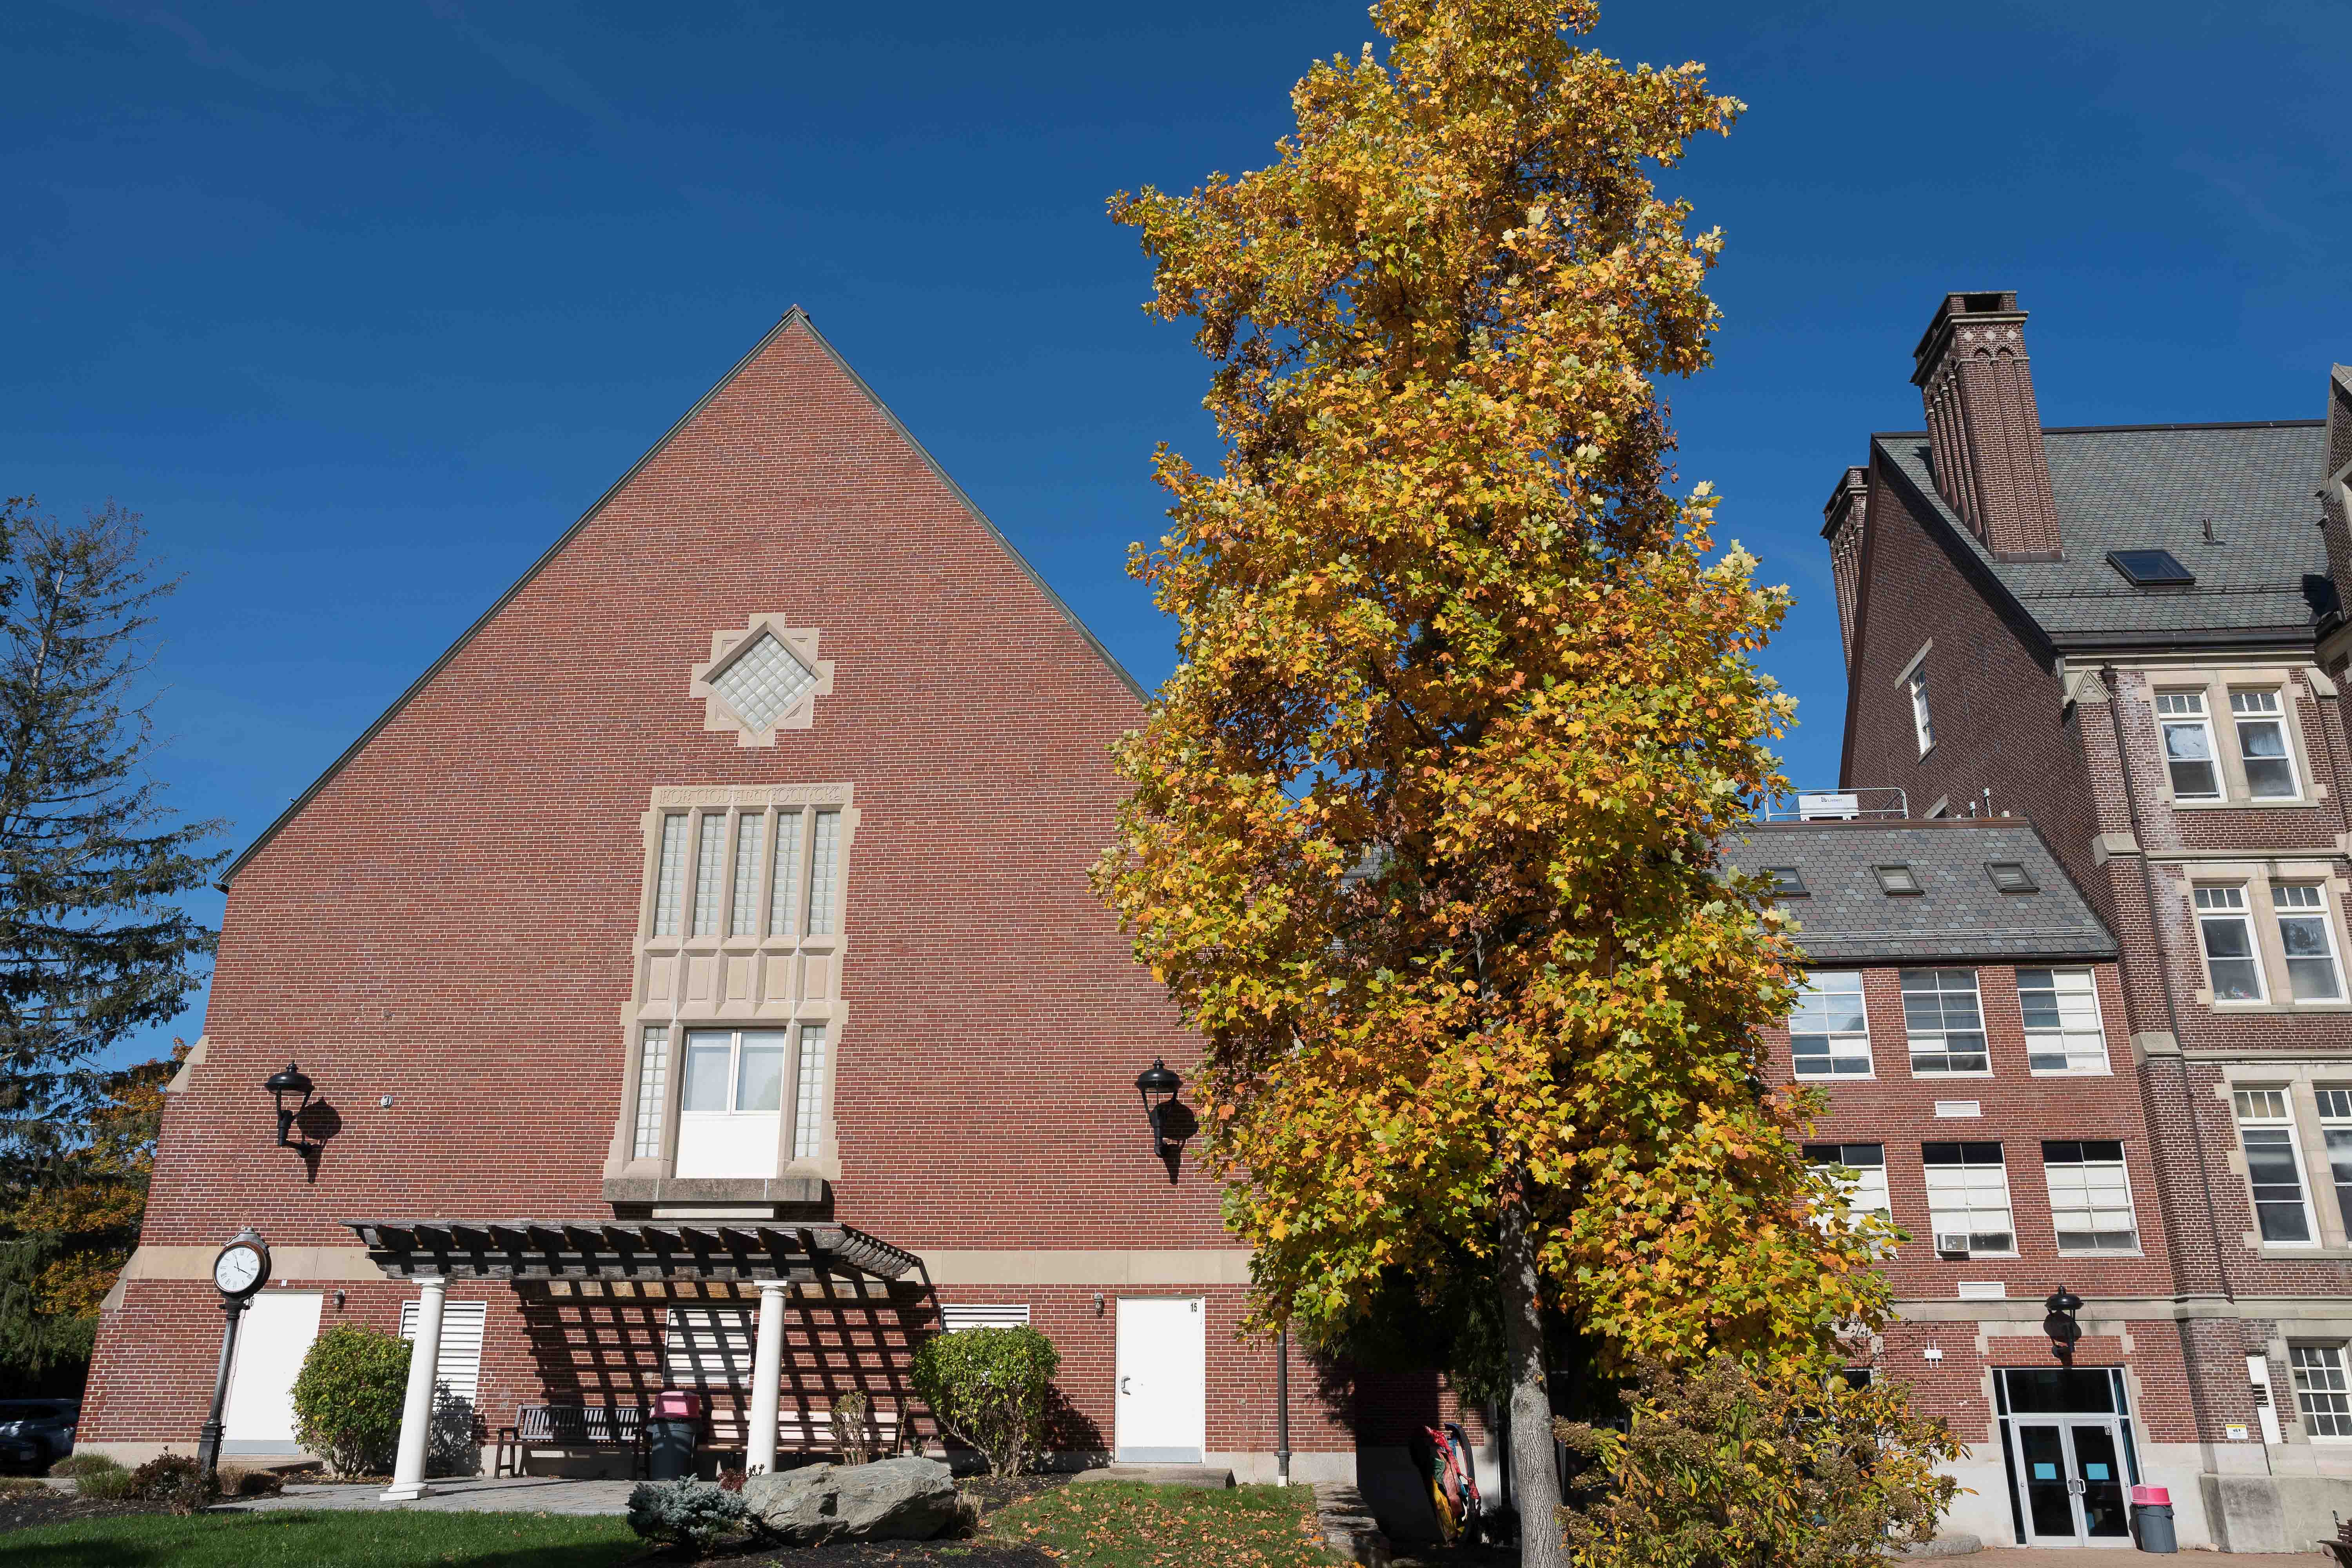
77 309 1361 1493
1820 291 2352 1550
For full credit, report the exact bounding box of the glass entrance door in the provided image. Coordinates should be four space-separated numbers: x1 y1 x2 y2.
2009 1421 2133 1546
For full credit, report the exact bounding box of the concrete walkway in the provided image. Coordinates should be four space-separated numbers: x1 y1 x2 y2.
218 1474 638 1515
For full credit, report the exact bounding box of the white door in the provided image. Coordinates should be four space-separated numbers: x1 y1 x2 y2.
223 1292 323 1455
1115 1296 1206 1463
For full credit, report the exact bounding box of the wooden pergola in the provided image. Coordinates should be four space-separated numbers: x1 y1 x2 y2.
342 1217 927 1500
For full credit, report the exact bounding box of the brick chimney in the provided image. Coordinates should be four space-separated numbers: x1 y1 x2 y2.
1910 291 2063 561
1820 466 1868 670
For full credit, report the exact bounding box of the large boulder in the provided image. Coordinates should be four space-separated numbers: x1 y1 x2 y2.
740 1456 964 1545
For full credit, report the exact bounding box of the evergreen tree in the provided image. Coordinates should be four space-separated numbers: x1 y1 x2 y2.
0 498 222 1390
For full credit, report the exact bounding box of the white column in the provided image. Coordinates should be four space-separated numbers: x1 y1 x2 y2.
381 1276 446 1501
746 1282 788 1476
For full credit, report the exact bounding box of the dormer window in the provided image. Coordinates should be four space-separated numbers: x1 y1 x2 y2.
1875 864 1922 895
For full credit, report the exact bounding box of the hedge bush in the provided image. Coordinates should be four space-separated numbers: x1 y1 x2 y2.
128 1452 217 1514
910 1324 1060 1476
290 1322 412 1476
626 1477 749 1548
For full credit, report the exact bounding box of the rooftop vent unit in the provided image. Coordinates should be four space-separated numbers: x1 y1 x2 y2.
2106 548 2196 587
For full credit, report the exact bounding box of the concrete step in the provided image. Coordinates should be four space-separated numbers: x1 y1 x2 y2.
1072 1463 1236 1490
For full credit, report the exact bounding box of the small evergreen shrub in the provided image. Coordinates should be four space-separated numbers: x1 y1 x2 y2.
910 1324 1061 1476
626 1477 750 1548
290 1322 411 1476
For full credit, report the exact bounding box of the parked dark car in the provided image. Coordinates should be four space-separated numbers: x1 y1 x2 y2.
0 1400 78 1472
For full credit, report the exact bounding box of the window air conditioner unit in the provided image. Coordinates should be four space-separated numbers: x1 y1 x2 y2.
1935 1234 1972 1259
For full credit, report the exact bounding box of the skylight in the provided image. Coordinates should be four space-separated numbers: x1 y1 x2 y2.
1875 864 1922 896
1764 866 1808 897
2106 549 2196 588
1985 861 2038 893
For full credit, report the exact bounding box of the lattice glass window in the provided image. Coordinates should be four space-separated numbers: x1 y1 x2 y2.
2232 689 2297 799
730 814 766 936
769 811 804 937
710 632 818 733
691 814 726 936
2042 1140 2139 1253
652 813 688 937
2196 886 2265 1001
1804 1143 1891 1222
794 1023 828 1159
2320 1089 2352 1237
2019 968 2109 1073
1789 971 1871 1077
2292 1346 2352 1438
1922 1142 2014 1254
2157 690 2220 799
2274 884 2344 1001
1902 970 1989 1074
808 811 842 935
2235 1089 2316 1244
633 1026 671 1160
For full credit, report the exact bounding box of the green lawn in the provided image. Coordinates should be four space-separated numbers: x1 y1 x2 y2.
985 1481 1339 1567
0 1508 640 1568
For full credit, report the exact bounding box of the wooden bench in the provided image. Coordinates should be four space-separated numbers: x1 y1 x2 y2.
493 1403 648 1479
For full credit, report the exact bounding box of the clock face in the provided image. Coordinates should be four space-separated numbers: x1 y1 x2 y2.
214 1245 263 1295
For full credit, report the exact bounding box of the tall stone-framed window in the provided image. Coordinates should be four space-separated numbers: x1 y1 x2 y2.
690 616 836 746
606 784 856 1188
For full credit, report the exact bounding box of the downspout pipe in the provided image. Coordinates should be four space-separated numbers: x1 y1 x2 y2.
1276 1328 1292 1486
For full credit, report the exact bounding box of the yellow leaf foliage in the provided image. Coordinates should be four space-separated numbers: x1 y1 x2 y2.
1096 0 1893 1382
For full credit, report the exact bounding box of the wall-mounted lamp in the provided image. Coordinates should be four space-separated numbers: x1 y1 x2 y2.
2043 1287 2084 1365
1136 1059 1180 1152
265 1062 316 1148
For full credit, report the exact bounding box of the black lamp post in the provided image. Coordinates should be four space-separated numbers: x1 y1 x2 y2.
1136 1059 1181 1154
2043 1286 2084 1365
265 1062 314 1148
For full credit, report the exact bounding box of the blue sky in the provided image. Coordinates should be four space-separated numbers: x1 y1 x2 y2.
6 0 2347 1069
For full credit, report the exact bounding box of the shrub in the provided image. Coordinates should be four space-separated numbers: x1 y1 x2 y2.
1555 1357 1962 1568
128 1451 218 1514
290 1322 412 1476
626 1477 750 1548
910 1325 1061 1477
67 1456 135 1499
830 1389 873 1465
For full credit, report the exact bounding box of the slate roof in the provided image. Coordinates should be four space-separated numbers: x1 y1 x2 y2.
1874 421 2328 646
1722 819 2118 967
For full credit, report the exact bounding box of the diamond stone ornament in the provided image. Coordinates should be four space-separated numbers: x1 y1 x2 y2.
711 632 818 732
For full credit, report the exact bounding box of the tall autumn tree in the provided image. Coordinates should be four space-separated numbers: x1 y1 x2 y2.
1098 2 1906 1557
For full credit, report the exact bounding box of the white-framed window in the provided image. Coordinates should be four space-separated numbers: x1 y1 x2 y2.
2157 690 2221 800
1922 1141 2014 1256
2234 1088 2317 1245
2018 967 2109 1074
2316 1088 2352 1236
1789 971 1872 1077
2042 1140 2140 1253
676 1027 826 1179
1907 663 1935 756
2273 884 2346 1001
2195 886 2266 1002
2290 1345 2352 1438
940 1304 1033 1332
2230 689 2299 799
1804 1142 1892 1223
1901 969 1989 1074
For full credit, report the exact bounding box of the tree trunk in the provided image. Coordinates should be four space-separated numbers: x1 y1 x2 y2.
1496 1194 1567 1568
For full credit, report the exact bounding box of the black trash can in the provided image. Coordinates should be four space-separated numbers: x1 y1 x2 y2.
2131 1485 2176 1554
646 1418 697 1482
